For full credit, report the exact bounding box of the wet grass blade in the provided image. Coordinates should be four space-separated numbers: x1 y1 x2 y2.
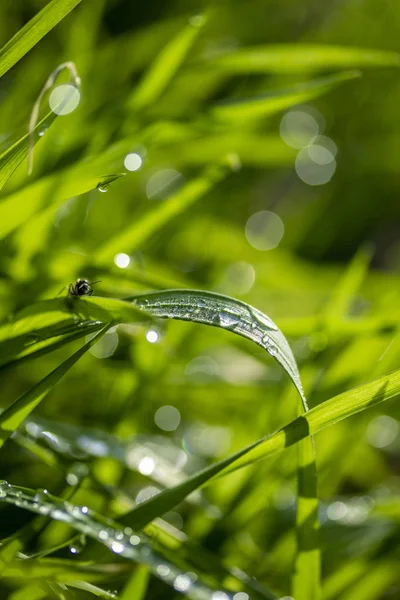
0 327 108 449
208 44 400 74
211 71 361 122
128 289 307 404
0 483 239 599
0 0 82 79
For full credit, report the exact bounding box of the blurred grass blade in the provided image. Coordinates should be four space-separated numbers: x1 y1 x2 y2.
120 565 150 600
128 15 206 110
129 289 307 405
95 160 235 263
0 327 107 449
121 367 400 529
0 0 82 79
292 438 320 600
0 171 125 240
0 111 57 193
323 244 374 327
208 44 400 74
211 71 361 122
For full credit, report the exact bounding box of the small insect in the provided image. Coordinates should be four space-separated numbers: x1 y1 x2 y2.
68 278 100 297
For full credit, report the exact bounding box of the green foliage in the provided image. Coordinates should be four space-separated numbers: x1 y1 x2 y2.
1 1 400 600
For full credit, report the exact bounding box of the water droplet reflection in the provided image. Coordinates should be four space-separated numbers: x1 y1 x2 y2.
49 84 80 116
146 329 159 343
154 406 181 432
295 145 336 186
114 252 130 268
124 152 143 171
245 211 284 251
280 109 320 149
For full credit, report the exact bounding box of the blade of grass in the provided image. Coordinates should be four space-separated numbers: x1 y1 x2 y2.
120 565 150 600
0 0 82 79
127 14 207 110
95 159 235 263
211 71 361 122
0 110 57 192
120 367 400 529
0 326 108 449
208 44 400 74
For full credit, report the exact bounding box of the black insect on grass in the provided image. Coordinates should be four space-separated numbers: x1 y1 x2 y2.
68 279 100 297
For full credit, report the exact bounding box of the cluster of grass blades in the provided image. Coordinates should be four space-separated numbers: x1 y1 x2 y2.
1 1 400 599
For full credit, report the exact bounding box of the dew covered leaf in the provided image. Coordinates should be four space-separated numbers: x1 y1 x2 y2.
129 289 307 406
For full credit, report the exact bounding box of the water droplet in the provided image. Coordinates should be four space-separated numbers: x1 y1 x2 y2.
250 307 278 331
24 333 41 346
97 183 109 193
157 564 170 577
69 534 86 554
111 541 125 554
38 125 48 137
267 344 278 357
33 489 49 503
130 534 141 546
262 334 270 346
215 310 241 330
0 480 10 498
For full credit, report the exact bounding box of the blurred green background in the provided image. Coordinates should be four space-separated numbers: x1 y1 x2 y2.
1 0 400 599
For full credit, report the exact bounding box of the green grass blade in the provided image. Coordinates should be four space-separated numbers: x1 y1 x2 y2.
208 44 400 74
0 111 57 193
0 327 107 449
95 160 234 263
0 172 124 240
292 437 320 600
120 565 150 600
127 15 206 110
129 289 307 405
121 367 400 530
211 71 361 122
0 0 82 79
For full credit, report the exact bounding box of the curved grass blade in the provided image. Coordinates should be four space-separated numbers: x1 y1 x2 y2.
95 160 235 263
0 327 108 449
121 367 400 530
0 111 57 193
127 288 319 596
208 45 400 74
0 0 82 79
211 71 361 122
128 14 207 110
129 289 307 406
0 483 242 600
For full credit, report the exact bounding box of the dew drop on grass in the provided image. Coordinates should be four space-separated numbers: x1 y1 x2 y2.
97 183 109 193
69 534 86 554
38 125 48 137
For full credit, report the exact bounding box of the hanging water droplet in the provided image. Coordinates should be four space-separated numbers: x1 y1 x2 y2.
38 125 48 137
97 183 109 193
69 534 86 554
0 480 10 498
262 334 270 346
